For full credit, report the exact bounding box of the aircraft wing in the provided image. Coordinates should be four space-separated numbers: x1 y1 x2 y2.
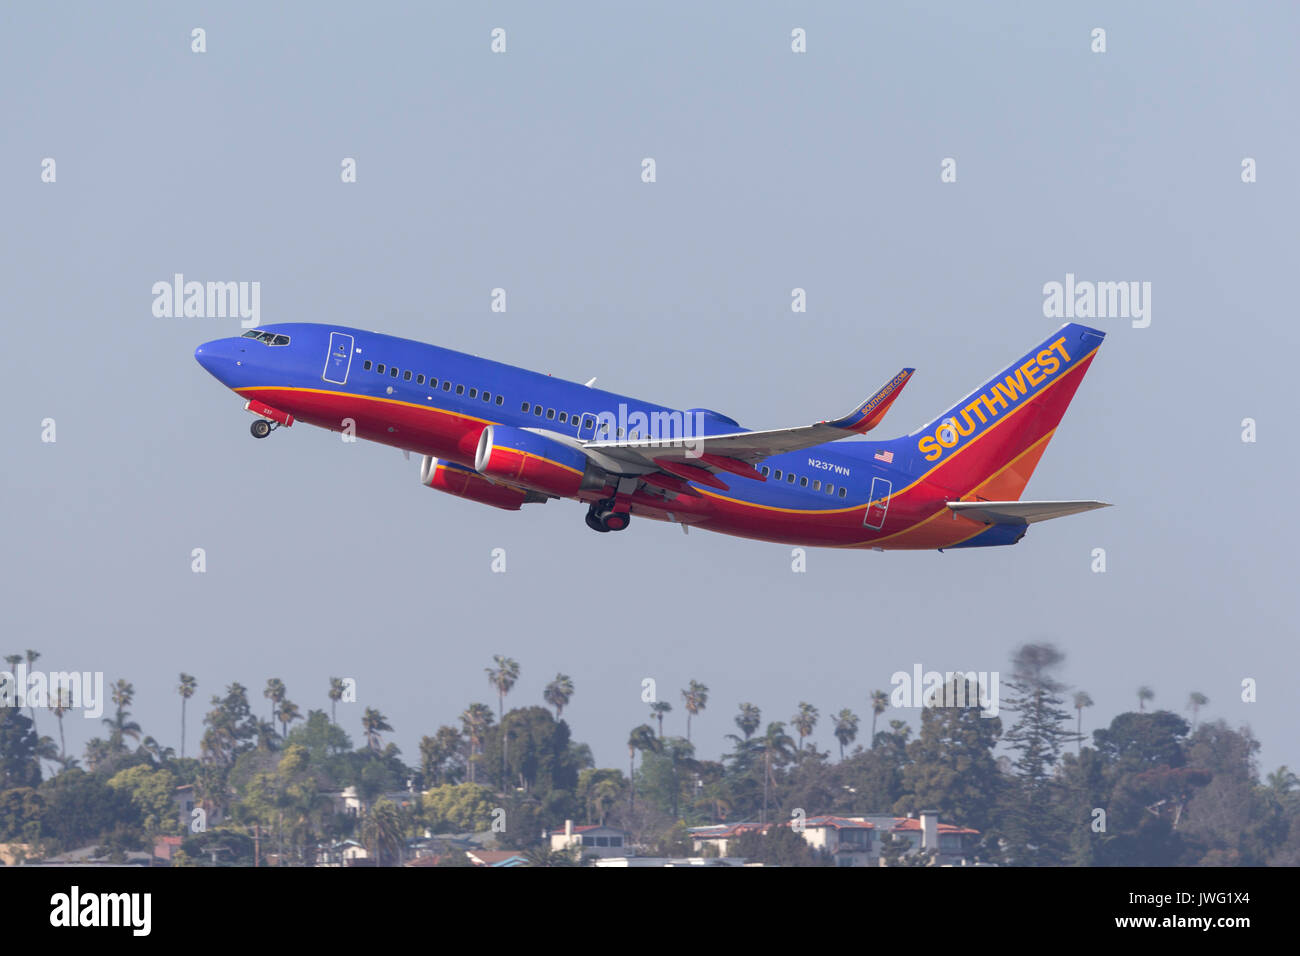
581 368 914 484
947 500 1111 525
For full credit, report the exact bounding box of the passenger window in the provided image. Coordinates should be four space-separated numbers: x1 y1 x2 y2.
787 473 796 483
761 466 770 477
547 409 556 420
456 385 465 395
416 374 425 385
522 402 530 412
826 484 835 495
583 417 594 430
616 426 623 436
774 470 783 480
376 364 385 374
495 395 504 406
534 405 543 416
390 367 399 378
429 378 437 388
442 381 451 391
468 388 477 399
363 360 372 371
482 391 491 402
800 476 808 487
839 488 847 498
558 412 567 423
403 370 412 381
813 479 821 491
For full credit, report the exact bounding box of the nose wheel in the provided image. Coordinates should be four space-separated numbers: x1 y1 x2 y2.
586 500 630 533
250 419 275 439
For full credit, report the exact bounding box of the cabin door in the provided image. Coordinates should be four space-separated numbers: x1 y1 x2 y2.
323 332 354 385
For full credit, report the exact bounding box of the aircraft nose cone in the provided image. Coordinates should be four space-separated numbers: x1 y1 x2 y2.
195 338 240 385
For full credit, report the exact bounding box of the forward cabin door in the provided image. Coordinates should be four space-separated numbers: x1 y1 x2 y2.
323 332 354 385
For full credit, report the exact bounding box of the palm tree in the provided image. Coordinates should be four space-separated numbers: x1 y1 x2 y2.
486 656 520 784
177 673 196 759
650 701 672 737
485 656 520 721
264 678 286 724
544 674 574 719
735 703 761 740
758 722 796 824
681 680 709 742
24 650 40 730
1187 691 1209 731
870 690 889 747
626 723 658 810
104 679 141 753
1137 685 1155 713
328 677 346 724
361 799 406 866
833 708 859 760
460 703 494 784
792 702 819 751
52 686 72 763
1072 690 1094 753
361 707 393 752
277 698 303 737
2 654 20 674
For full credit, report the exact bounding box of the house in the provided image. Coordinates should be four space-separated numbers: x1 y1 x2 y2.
324 786 420 818
548 820 631 859
685 822 771 858
689 810 980 867
860 811 981 865
467 849 529 867
153 835 183 863
316 839 371 866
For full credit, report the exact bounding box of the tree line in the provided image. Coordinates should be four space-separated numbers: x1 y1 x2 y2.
0 644 1296 866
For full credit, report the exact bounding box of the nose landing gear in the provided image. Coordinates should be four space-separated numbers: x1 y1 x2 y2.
586 499 631 533
250 419 274 439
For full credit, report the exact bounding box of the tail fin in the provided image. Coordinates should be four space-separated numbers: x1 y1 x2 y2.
907 322 1105 501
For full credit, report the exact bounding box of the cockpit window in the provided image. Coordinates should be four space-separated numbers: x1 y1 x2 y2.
240 330 290 346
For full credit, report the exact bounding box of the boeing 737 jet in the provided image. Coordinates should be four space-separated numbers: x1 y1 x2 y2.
195 322 1108 549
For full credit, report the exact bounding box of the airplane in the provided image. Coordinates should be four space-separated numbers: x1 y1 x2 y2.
195 321 1109 550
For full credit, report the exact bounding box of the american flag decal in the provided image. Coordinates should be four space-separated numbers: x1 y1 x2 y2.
874 450 894 463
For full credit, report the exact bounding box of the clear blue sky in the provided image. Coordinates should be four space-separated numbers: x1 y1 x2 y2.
2 2 1296 778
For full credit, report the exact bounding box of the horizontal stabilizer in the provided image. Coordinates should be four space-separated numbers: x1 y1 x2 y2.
947 500 1110 526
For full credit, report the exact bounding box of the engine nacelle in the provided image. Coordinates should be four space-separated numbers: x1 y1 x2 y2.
475 425 597 498
420 456 528 511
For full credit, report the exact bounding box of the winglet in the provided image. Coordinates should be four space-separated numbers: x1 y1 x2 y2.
825 368 915 434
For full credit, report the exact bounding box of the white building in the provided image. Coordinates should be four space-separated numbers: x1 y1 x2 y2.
549 820 631 859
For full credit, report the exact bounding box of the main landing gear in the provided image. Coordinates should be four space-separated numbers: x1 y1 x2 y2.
585 499 631 533
250 419 280 439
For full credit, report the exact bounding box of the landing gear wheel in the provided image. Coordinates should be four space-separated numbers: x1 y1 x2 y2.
601 511 630 532
250 419 272 439
585 512 611 533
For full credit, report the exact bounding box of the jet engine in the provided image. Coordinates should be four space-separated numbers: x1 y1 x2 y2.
474 425 603 498
420 456 530 511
